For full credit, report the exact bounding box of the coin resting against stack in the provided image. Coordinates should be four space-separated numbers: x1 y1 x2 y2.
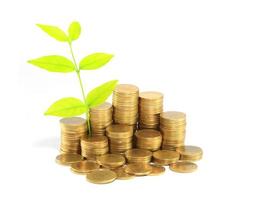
55 84 203 184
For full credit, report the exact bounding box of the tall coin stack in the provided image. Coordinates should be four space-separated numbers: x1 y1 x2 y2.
81 135 109 159
112 84 139 130
106 124 133 154
135 129 162 151
89 102 113 135
138 91 163 129
60 117 88 154
160 111 186 150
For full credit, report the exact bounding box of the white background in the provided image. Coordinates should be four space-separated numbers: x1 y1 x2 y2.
0 0 275 199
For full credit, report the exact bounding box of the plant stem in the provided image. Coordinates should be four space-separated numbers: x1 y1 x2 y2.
68 42 92 136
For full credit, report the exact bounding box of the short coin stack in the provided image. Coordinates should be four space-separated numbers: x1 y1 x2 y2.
60 117 88 154
125 149 152 163
176 145 203 161
135 129 162 151
112 84 139 128
160 111 186 150
138 91 163 129
106 124 133 154
89 102 113 135
80 135 109 159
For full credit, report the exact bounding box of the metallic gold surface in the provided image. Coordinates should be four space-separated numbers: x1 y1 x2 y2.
169 160 197 173
55 153 83 166
125 149 152 163
86 169 117 184
138 91 163 129
71 160 100 174
176 145 203 161
153 150 180 165
112 166 135 180
135 129 162 151
97 154 126 168
160 111 186 150
149 164 166 176
124 163 152 176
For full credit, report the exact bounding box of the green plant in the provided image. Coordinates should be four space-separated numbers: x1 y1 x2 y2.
28 21 118 136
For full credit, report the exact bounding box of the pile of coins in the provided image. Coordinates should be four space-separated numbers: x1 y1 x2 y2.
89 102 113 135
135 129 162 151
160 111 186 150
55 83 203 185
106 124 133 154
80 135 109 159
59 117 87 154
112 84 139 129
138 91 163 129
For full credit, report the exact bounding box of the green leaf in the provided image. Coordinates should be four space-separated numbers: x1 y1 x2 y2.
86 80 118 107
36 24 68 42
68 21 81 41
28 55 75 72
79 53 113 70
45 97 87 117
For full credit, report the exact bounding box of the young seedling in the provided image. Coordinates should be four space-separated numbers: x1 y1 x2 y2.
28 21 118 136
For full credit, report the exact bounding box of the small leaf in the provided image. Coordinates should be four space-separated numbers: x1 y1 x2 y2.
68 21 81 41
86 80 118 107
28 55 75 72
36 24 68 42
79 53 113 70
45 97 87 117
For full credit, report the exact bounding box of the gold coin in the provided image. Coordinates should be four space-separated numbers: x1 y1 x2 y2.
149 164 165 176
125 149 152 159
139 91 163 100
169 160 197 173
86 169 117 184
60 117 87 128
176 145 203 161
112 166 135 180
106 124 133 138
97 154 126 168
153 150 180 165
114 84 139 95
124 163 152 176
55 153 83 166
90 102 112 112
71 160 100 174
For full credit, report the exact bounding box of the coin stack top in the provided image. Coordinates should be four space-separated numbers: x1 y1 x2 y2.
106 124 133 154
81 135 109 159
112 84 139 127
89 102 113 135
139 91 163 129
160 111 186 150
59 117 88 154
135 129 162 151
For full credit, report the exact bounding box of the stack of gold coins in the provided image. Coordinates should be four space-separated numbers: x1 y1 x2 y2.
138 91 163 129
112 84 139 127
106 124 133 154
160 111 186 150
60 117 88 154
152 150 180 165
89 102 113 135
125 149 152 163
176 145 203 161
135 129 162 151
80 135 109 159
